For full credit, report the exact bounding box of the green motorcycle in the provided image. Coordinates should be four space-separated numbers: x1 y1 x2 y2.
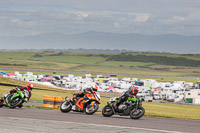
102 96 145 119
0 88 31 109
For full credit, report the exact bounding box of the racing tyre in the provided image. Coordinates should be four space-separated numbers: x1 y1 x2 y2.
18 104 23 108
9 97 23 109
0 98 4 108
102 105 114 117
85 101 99 115
130 107 145 119
60 101 72 113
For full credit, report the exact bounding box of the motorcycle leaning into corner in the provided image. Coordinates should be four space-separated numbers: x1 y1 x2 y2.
102 95 145 119
0 84 33 109
60 87 101 115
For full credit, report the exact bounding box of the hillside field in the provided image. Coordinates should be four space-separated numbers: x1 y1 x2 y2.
0 52 200 83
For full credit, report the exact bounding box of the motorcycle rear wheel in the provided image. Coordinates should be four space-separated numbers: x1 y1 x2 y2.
102 105 114 117
130 107 145 119
60 101 72 113
85 101 99 115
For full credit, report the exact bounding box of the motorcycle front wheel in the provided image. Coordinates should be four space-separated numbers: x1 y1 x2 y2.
130 107 145 119
85 101 99 115
102 105 114 117
9 97 23 109
60 101 72 113
0 98 4 107
18 104 23 108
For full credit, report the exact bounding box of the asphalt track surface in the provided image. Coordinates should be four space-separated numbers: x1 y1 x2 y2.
0 107 200 133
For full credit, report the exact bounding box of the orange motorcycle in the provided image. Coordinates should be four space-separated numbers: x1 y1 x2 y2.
60 88 101 115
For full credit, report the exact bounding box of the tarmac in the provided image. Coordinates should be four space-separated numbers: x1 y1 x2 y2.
0 107 200 133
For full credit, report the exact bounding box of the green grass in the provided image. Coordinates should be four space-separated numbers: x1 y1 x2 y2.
0 52 200 78
0 58 80 70
0 52 35 60
132 53 200 61
70 65 190 77
143 102 200 120
32 56 105 65
98 61 154 67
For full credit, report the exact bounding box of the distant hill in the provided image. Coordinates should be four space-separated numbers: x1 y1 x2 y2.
0 31 200 54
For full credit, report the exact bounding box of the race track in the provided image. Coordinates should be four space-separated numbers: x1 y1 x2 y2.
0 107 199 133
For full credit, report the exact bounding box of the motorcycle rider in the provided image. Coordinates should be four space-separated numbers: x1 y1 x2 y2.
85 85 98 93
113 86 139 110
9 84 33 93
20 83 34 91
16 84 33 100
1 84 33 105
71 85 98 104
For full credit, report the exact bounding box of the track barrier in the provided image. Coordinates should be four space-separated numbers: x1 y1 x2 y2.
43 96 55 108
54 97 65 108
43 95 64 108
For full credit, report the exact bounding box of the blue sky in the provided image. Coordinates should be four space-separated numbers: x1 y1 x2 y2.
0 0 200 37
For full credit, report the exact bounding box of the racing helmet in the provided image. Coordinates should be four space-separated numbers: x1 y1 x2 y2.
91 85 98 92
27 83 34 90
131 86 139 95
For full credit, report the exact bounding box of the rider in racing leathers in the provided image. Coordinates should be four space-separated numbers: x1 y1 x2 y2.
19 84 33 100
113 86 139 110
71 85 98 104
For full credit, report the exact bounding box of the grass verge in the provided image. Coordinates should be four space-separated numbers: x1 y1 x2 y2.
143 102 200 120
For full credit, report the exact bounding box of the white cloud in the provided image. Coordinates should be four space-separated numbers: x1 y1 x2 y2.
160 16 185 24
68 11 89 20
74 12 89 18
11 19 37 26
134 14 150 22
